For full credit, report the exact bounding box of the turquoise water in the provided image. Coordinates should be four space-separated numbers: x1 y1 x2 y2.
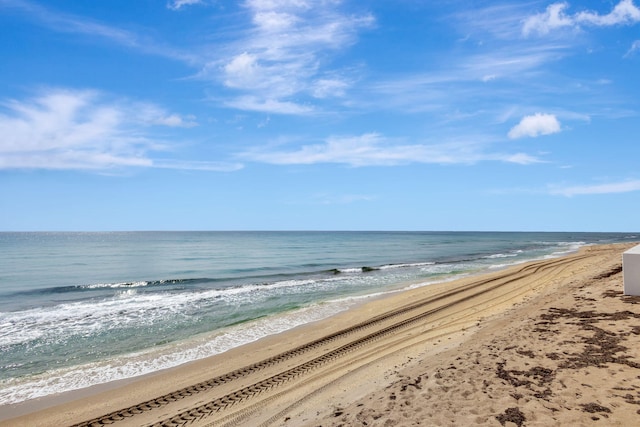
0 231 636 404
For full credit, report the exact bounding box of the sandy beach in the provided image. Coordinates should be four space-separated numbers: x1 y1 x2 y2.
2 242 639 427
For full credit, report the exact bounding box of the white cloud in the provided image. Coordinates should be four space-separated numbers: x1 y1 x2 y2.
549 180 640 196
153 114 197 128
135 104 198 128
225 96 313 115
247 0 311 9
502 153 542 165
524 0 640 36
0 88 236 171
167 0 203 11
205 0 374 114
576 0 640 26
508 113 561 139
311 78 350 98
223 53 261 89
625 40 640 56
523 3 574 36
252 10 300 31
1 90 125 156
240 133 542 167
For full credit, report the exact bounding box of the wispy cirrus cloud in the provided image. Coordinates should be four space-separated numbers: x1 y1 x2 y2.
372 45 563 98
0 88 240 171
1 0 132 42
0 0 195 62
549 179 640 196
366 3 570 117
167 0 204 11
452 2 531 41
370 2 632 135
625 39 640 56
523 0 640 36
362 48 571 136
201 0 374 114
239 133 542 167
224 96 314 115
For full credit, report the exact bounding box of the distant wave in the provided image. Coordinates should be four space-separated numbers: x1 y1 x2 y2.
6 278 211 298
5 262 405 300
79 278 204 290
380 261 436 270
331 261 436 274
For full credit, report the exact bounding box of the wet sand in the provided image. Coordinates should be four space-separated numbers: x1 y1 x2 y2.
2 243 638 426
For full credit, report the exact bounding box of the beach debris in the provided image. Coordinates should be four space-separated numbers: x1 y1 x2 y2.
496 362 555 389
495 407 526 427
537 307 640 370
580 402 611 419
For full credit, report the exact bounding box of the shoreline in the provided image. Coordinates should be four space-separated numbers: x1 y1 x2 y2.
2 242 637 426
0 249 543 412
0 249 555 418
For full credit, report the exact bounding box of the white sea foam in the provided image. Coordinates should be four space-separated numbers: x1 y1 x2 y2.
0 276 350 349
380 262 436 270
0 298 360 405
1 292 197 347
332 262 435 274
551 241 587 255
338 267 364 273
483 252 519 259
82 281 150 289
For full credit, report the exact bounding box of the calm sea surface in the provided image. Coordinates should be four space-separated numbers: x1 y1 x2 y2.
0 231 636 405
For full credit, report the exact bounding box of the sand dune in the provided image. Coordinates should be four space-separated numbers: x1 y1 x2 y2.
3 243 638 427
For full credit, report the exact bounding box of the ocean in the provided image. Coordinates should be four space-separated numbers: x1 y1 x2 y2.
0 231 636 406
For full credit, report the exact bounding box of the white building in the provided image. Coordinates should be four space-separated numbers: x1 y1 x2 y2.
623 244 640 296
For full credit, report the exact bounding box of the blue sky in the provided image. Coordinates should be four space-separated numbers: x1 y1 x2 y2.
1 0 639 231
